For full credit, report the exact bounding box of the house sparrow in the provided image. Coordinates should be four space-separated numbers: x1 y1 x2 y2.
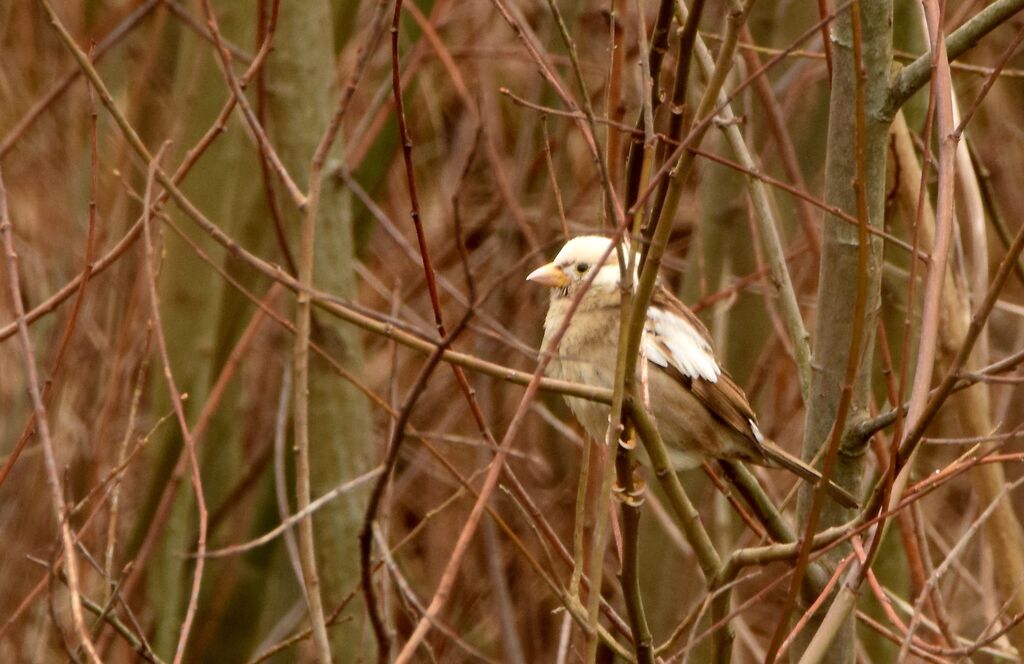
528 235 858 509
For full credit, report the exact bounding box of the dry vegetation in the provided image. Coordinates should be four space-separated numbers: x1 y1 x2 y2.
2 0 1024 662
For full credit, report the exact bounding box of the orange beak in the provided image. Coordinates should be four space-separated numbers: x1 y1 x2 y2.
526 262 569 288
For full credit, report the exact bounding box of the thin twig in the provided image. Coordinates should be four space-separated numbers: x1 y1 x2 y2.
766 0 874 656
0 66 101 490
0 166 101 662
138 145 209 664
953 22 1024 139
360 312 473 662
196 0 306 208
0 0 160 158
201 467 385 559
886 0 1024 115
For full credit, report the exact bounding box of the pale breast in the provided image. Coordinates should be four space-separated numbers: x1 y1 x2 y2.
543 301 619 442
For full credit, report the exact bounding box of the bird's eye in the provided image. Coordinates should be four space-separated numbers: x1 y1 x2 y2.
575 263 590 274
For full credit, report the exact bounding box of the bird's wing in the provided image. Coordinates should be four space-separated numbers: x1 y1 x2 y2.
642 289 858 507
643 288 720 383
643 286 766 445
650 286 715 345
688 370 767 444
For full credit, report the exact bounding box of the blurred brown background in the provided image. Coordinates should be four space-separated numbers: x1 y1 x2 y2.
2 0 1024 662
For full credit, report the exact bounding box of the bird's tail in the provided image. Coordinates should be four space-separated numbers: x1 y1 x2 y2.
761 444 859 509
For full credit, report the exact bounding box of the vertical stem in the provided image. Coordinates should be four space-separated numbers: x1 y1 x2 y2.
293 147 332 664
794 0 892 660
606 0 628 188
679 0 813 398
264 1 376 658
615 451 654 664
622 0 675 208
892 111 1024 655
0 165 101 664
892 0 956 488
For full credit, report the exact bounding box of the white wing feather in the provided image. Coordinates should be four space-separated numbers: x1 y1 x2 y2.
643 308 720 383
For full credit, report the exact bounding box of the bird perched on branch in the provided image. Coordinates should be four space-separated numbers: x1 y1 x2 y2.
528 235 858 509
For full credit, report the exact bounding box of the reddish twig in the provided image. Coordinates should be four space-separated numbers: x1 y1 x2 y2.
630 1 854 218
0 65 101 490
138 145 208 664
765 0 873 656
0 0 160 158
815 0 835 81
197 0 305 208
361 312 473 662
402 1 538 248
0 165 101 661
776 553 856 658
2 0 281 346
740 25 822 255
953 21 1024 139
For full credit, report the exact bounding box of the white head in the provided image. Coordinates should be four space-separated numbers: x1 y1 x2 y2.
526 235 625 299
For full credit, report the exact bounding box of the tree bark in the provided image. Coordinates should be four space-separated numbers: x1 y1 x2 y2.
142 6 256 656
797 1 892 660
264 2 374 659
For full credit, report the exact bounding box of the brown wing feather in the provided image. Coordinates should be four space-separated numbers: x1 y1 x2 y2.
688 370 760 441
655 357 764 449
644 289 860 508
653 362 860 507
648 284 763 445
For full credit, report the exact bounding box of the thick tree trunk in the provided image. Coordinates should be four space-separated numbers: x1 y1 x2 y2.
142 5 256 657
797 1 892 660
264 2 374 659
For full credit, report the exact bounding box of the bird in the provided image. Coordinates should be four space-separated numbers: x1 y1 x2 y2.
527 235 858 509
